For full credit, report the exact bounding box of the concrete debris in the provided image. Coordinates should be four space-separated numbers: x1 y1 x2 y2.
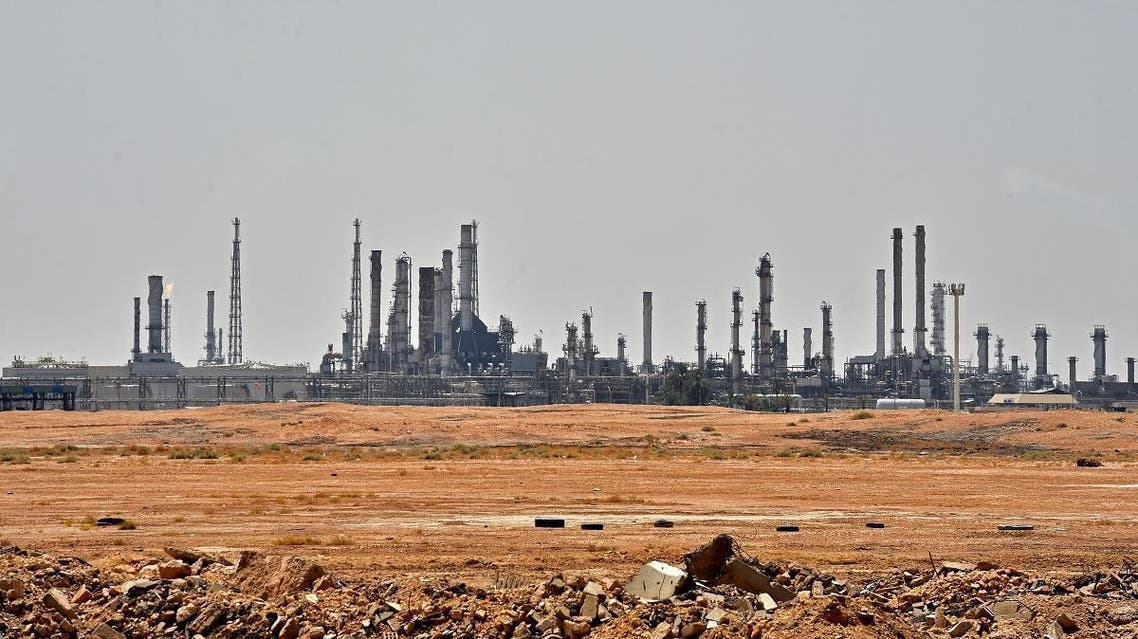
1 540 1137 638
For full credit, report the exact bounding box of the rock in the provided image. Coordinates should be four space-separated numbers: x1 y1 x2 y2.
947 620 973 637
299 625 325 639
580 593 599 621
563 619 591 639
583 581 605 597
176 603 199 624
650 621 673 639
43 588 77 620
70 586 92 605
625 562 687 601
1045 621 1066 639
89 623 126 639
278 617 301 639
1108 606 1138 626
1056 613 1078 633
158 561 192 580
757 593 777 612
941 561 977 573
680 622 706 638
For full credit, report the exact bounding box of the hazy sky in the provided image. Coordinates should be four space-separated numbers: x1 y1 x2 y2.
2 2 1136 376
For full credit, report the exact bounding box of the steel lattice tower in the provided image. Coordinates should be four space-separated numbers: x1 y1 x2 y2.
349 219 363 366
228 218 243 364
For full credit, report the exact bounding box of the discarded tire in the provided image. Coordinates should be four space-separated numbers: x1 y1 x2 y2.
534 518 565 528
653 519 674 528
866 522 886 529
775 525 799 533
998 524 1034 531
96 517 125 527
581 522 604 531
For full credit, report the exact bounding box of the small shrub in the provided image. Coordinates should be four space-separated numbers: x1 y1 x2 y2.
168 448 218 460
326 535 354 546
58 455 78 464
798 449 824 458
301 452 323 462
851 411 874 420
272 535 322 546
700 426 716 433
117 519 137 530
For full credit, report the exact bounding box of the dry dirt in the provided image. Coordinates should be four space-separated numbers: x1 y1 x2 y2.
1 403 1136 586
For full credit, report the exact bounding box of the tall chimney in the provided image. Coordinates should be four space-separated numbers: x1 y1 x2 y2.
439 250 454 375
163 298 172 354
366 250 383 370
1010 355 1020 382
1092 325 1108 379
775 329 788 379
458 223 477 332
913 225 927 357
1127 356 1135 389
432 269 444 373
147 275 163 353
730 288 743 395
803 327 813 369
875 269 886 362
891 228 904 356
820 302 834 379
756 254 774 380
931 282 947 356
1033 325 1050 378
389 255 413 373
132 297 141 362
617 334 627 375
642 291 653 373
695 300 707 373
204 290 217 363
975 324 990 375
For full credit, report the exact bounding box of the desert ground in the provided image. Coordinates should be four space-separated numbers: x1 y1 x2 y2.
1 403 1135 582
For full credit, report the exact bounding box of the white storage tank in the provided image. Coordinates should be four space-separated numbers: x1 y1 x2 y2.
875 398 927 410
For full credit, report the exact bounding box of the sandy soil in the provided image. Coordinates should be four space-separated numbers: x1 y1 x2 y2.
1 404 1135 584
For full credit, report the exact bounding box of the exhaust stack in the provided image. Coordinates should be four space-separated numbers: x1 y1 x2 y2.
820 302 834 379
204 290 217 363
695 300 707 372
642 291 653 373
803 327 813 369
975 324 990 375
730 288 743 395
931 282 947 356
1033 325 1050 378
756 254 774 380
875 269 886 361
132 297 141 361
913 225 927 357
1092 325 1108 379
891 228 904 356
147 275 163 353
458 222 478 332
366 250 383 370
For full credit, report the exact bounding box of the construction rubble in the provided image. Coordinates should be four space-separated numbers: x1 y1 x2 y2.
3 536 1138 638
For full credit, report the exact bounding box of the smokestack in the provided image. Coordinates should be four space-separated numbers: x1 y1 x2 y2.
432 269 444 373
217 329 223 363
1069 356 1078 400
695 300 707 373
617 334 627 375
204 291 216 363
756 254 773 380
458 223 477 332
913 225 927 357
875 269 886 362
891 228 904 356
975 324 990 375
803 327 813 369
642 291 653 372
1127 356 1135 389
418 266 436 369
931 282 947 356
730 288 743 395
439 250 454 375
366 250 383 370
1092 325 1108 379
774 329 788 379
1033 325 1050 378
820 302 834 379
1010 355 1020 381
147 275 163 353
581 310 594 376
132 297 141 362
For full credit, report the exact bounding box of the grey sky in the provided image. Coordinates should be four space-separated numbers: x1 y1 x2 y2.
2 2 1136 376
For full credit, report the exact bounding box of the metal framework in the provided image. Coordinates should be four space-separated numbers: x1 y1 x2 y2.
228 218 243 364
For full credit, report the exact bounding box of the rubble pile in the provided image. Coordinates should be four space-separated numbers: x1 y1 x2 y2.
3 540 1138 638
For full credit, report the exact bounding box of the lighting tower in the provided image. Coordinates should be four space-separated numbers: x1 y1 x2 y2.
227 218 243 364
949 283 965 412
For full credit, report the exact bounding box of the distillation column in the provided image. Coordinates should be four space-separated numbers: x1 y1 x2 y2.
458 223 477 332
1092 326 1108 379
931 282 946 356
204 290 217 364
581 311 595 376
730 288 744 395
757 254 774 380
417 266 436 369
891 228 904 356
642 292 653 373
875 269 886 362
820 302 834 379
147 275 164 354
439 250 454 375
365 250 383 370
564 323 578 384
1033 325 1050 380
975 324 990 375
132 297 141 362
695 300 707 373
803 327 813 369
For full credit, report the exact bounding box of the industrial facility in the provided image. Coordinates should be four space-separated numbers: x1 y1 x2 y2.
4 220 1136 412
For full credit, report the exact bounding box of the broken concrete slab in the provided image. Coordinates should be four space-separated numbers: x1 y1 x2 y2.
721 558 795 603
625 561 687 601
